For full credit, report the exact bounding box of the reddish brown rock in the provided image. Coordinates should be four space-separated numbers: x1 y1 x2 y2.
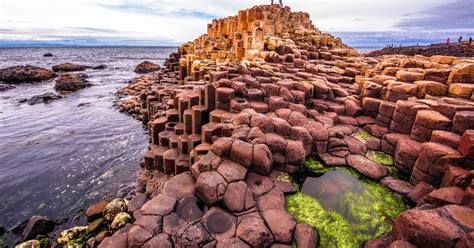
294 224 318 248
458 130 474 160
0 65 56 83
425 187 465 206
52 63 86 72
346 154 387 180
140 194 177 216
262 209 296 244
202 207 236 241
128 225 153 248
236 215 274 247
407 181 435 204
134 61 160 74
196 171 228 205
252 144 273 175
230 139 253 168
392 208 464 248
86 200 108 222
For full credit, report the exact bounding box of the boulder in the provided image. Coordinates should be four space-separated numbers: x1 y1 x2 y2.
0 65 56 83
52 63 86 72
54 72 91 91
86 200 108 222
217 159 248 183
425 187 465 206
22 216 55 240
128 225 153 248
134 61 161 74
104 198 127 222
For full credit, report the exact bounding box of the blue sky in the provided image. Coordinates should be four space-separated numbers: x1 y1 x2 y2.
0 0 473 47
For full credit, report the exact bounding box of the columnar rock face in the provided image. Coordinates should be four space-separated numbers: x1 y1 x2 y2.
113 4 474 248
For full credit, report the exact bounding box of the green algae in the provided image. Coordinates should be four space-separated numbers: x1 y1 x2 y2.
353 130 372 141
365 150 402 179
277 172 293 183
287 165 410 248
304 158 332 174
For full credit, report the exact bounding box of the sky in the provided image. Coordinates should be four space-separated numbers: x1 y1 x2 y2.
0 0 473 47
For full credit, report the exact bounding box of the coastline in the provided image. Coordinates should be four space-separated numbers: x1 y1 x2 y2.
3 4 474 248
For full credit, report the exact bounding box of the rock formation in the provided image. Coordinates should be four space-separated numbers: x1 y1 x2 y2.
54 72 91 91
25 4 470 248
0 65 56 83
52 63 87 72
134 61 161 74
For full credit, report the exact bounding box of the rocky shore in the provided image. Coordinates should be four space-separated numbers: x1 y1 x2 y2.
7 4 474 248
366 42 474 58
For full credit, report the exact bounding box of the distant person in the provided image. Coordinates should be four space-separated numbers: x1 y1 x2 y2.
469 37 472 45
447 38 450 44
271 0 284 7
459 36 463 44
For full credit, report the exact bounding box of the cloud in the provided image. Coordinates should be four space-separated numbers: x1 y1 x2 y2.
395 0 474 31
0 0 471 46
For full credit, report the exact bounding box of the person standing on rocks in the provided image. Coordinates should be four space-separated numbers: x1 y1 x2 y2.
271 0 284 7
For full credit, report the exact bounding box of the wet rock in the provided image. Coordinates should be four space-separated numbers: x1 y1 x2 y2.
52 63 86 72
140 194 176 216
262 209 296 244
110 212 131 231
87 200 108 222
54 72 91 91
236 214 274 247
162 172 195 199
294 223 318 248
92 64 107 70
196 171 227 205
134 61 161 74
455 231 474 248
22 215 55 240
43 53 53 57
346 154 387 180
20 92 62 105
202 207 236 241
104 198 127 222
0 65 56 83
0 84 15 91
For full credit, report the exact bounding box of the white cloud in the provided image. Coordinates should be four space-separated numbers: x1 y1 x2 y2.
0 0 465 45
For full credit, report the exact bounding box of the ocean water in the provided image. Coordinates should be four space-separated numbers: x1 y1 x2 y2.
0 47 176 230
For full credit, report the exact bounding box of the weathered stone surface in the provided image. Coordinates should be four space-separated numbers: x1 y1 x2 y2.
162 172 195 199
217 159 248 183
252 143 273 175
425 187 465 206
392 208 464 248
55 72 91 91
246 172 274 196
140 194 177 216
223 181 248 212
0 65 56 83
143 233 173 248
202 207 236 241
86 200 108 222
236 215 274 247
230 139 253 168
22 216 55 240
175 195 203 221
407 181 435 204
134 214 161 235
128 225 153 248
257 187 285 211
196 171 227 205
261 209 296 244
294 224 318 248
216 238 251 248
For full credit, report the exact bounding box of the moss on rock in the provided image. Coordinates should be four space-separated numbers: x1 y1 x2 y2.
286 166 410 247
353 130 372 141
304 158 331 174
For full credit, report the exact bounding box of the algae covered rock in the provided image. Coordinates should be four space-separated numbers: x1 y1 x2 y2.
110 212 131 231
104 198 127 222
14 240 40 248
57 226 88 245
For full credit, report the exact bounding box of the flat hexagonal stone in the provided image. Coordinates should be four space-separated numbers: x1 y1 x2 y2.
262 209 296 244
196 171 228 205
140 194 177 216
162 172 195 199
246 172 273 196
202 207 236 241
176 195 203 221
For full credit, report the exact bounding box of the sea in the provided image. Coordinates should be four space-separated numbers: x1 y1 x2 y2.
0 47 176 231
